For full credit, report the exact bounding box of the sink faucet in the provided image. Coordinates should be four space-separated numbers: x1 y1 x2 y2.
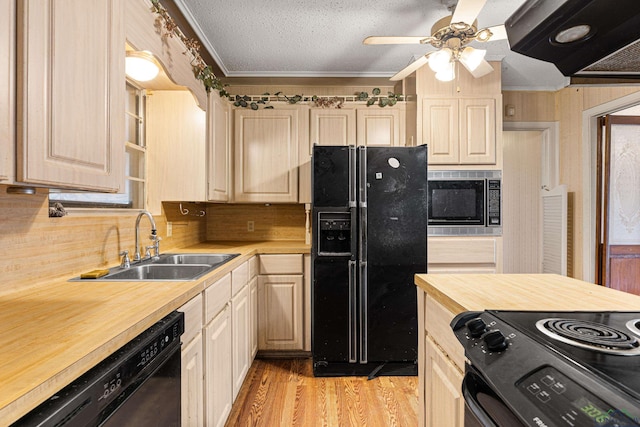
134 210 161 261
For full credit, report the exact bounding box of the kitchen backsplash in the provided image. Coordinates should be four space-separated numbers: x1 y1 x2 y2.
0 187 205 295
206 204 306 241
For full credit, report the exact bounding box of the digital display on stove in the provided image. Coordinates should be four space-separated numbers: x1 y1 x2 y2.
517 366 639 426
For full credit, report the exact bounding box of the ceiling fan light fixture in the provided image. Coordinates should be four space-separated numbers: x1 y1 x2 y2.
428 48 453 73
435 62 456 82
459 47 486 72
125 51 159 82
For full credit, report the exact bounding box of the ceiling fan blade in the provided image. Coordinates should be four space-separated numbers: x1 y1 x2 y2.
363 36 427 45
390 54 430 81
462 58 494 78
485 24 507 41
451 0 487 25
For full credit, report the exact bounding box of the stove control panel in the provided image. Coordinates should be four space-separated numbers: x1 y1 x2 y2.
456 314 515 356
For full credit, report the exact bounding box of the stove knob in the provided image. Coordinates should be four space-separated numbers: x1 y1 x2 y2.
483 330 508 352
465 318 487 338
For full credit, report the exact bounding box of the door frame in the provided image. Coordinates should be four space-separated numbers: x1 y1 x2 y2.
581 91 640 282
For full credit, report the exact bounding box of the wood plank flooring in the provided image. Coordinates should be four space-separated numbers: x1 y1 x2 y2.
225 358 418 427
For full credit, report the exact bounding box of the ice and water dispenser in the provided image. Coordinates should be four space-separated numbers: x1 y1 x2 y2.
317 212 351 256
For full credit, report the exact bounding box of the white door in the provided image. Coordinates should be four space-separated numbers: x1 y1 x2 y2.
503 130 543 273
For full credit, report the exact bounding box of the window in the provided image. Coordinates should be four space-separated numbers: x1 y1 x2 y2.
49 81 147 209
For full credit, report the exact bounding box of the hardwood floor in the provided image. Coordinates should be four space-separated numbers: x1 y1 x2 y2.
225 358 419 427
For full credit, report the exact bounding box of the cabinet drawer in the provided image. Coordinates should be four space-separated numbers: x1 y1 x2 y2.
425 294 465 370
179 293 203 346
259 254 303 275
231 261 249 296
205 273 231 324
428 237 497 265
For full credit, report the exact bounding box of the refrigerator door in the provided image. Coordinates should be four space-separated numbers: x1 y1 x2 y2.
359 145 427 364
311 146 359 373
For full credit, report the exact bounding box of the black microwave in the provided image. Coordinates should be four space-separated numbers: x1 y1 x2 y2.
427 171 501 229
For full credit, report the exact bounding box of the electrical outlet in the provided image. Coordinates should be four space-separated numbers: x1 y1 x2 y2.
247 221 255 232
166 222 173 237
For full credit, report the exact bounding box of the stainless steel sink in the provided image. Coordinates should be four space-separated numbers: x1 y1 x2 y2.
152 253 238 267
103 264 213 281
71 253 240 281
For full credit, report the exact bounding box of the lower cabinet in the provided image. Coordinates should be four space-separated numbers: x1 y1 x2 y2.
231 283 251 399
179 256 258 427
205 304 233 427
257 254 304 351
424 336 464 427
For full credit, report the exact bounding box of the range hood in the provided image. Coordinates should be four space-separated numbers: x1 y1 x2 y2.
505 0 640 78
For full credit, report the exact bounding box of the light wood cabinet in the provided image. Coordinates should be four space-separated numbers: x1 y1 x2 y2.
231 283 251 399
16 0 125 191
146 91 207 213
182 333 204 427
207 91 231 202
179 294 204 427
0 0 14 183
258 254 304 351
419 292 466 427
422 98 496 165
356 107 402 147
428 236 502 274
309 108 356 146
204 304 233 427
234 108 300 203
424 336 464 427
250 276 258 358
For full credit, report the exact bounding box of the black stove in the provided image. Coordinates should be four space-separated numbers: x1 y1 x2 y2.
452 310 640 427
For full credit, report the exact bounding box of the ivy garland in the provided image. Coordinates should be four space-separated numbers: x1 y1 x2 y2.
149 1 403 109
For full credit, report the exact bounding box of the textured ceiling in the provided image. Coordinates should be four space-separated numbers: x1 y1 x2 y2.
173 0 569 91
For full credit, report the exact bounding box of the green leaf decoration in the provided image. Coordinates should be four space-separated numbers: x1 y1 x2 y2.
367 98 376 106
372 88 381 95
250 102 258 110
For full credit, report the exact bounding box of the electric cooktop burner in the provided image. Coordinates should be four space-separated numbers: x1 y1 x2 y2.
536 318 640 355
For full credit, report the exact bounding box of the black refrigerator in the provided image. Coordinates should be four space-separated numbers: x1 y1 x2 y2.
311 145 427 377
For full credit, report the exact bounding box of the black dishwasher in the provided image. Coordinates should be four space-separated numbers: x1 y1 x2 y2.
12 311 184 427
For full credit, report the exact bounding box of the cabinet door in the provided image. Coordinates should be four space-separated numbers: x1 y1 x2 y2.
356 108 400 147
424 336 464 427
258 274 304 350
422 99 459 164
234 108 299 203
208 91 230 202
182 333 204 427
0 0 14 182
16 0 125 191
146 91 206 213
309 108 356 147
231 284 251 399
459 98 496 164
205 304 233 427
250 276 258 358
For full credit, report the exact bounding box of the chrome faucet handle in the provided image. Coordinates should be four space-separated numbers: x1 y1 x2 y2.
149 235 161 259
119 250 131 268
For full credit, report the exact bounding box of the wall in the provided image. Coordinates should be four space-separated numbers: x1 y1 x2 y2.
206 204 306 241
504 85 640 281
0 186 206 295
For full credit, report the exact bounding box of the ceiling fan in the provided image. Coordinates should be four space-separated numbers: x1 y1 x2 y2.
363 0 507 81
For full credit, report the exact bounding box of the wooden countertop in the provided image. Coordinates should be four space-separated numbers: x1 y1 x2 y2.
0 241 309 426
415 273 640 315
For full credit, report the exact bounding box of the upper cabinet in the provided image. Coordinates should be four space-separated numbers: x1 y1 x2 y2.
309 108 356 147
422 98 496 165
146 91 207 214
234 108 301 203
417 61 502 168
208 92 231 202
0 0 14 183
16 0 125 191
355 108 402 147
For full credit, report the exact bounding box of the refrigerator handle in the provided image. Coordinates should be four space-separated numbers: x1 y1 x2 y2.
357 146 368 364
359 260 368 364
348 146 357 208
348 260 357 363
